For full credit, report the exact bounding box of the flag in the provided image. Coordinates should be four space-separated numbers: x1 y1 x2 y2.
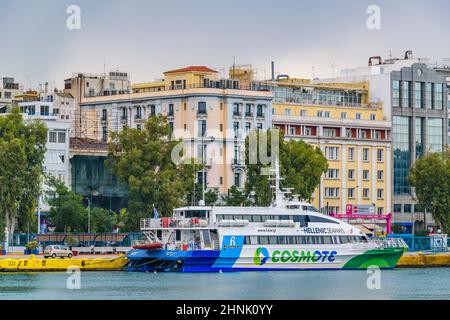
153 207 159 219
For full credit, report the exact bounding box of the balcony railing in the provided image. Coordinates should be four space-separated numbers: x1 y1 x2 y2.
233 111 241 116
197 109 207 115
245 112 253 117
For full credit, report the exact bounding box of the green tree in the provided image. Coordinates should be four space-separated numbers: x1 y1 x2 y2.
245 129 328 206
205 189 219 206
0 109 47 244
45 175 87 233
107 115 200 231
90 207 115 233
223 186 251 206
409 148 450 233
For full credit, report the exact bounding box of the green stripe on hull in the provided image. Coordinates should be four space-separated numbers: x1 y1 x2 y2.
343 248 404 269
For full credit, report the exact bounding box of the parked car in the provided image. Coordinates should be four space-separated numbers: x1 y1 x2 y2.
43 245 73 259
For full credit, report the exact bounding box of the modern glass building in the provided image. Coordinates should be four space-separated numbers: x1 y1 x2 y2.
390 63 448 230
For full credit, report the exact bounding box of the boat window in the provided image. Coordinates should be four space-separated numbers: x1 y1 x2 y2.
176 230 181 241
216 215 224 221
316 236 325 244
297 236 306 245
244 236 251 245
287 236 296 245
279 215 290 220
323 236 333 244
303 206 319 212
269 237 278 245
307 236 316 245
250 236 258 245
308 216 339 224
277 236 287 244
332 236 340 244
253 215 262 222
234 215 243 220
185 210 208 218
259 236 269 245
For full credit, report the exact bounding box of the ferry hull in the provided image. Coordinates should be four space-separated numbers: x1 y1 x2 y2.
125 247 404 272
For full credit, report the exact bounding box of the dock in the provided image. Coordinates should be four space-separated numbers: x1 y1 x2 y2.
397 252 450 268
0 255 128 272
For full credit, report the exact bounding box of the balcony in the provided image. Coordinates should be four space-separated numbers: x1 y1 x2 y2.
256 112 265 118
245 112 253 118
134 114 143 120
120 115 128 122
100 116 108 123
233 111 241 117
197 109 207 116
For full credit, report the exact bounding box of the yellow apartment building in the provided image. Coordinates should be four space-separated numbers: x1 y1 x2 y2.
254 78 392 215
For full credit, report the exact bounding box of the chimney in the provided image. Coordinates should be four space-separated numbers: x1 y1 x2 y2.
45 82 48 93
271 61 275 81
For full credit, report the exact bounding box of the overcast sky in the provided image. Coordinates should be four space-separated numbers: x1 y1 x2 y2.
1 0 449 89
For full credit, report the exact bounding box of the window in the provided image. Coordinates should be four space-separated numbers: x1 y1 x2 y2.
325 169 339 179
245 122 251 133
49 131 57 143
356 113 361 120
4 92 11 99
325 147 339 160
363 188 370 199
377 189 384 200
393 116 411 195
392 80 400 107
257 123 263 131
427 118 443 152
370 114 376 121
394 204 402 213
257 104 264 117
102 127 107 142
102 109 107 121
425 83 433 109
348 169 355 180
363 148 369 161
300 109 307 116
402 81 410 108
414 82 422 108
198 102 207 114
348 188 355 199
168 104 174 116
363 170 370 181
150 105 156 116
377 207 384 215
324 188 340 198
341 112 347 119
234 173 241 188
377 149 384 162
323 128 336 137
284 108 291 116
220 177 223 185
245 104 253 117
348 147 355 161
233 103 241 116
435 84 443 109
377 170 384 181
58 132 66 143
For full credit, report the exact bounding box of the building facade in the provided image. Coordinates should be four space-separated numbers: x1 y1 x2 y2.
17 101 71 216
64 71 131 137
79 66 272 196
0 77 22 113
259 78 391 217
70 137 128 212
337 54 448 231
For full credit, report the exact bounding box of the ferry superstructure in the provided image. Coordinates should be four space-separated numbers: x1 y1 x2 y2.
125 163 405 272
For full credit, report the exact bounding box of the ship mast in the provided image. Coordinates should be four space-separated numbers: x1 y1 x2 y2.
270 159 290 208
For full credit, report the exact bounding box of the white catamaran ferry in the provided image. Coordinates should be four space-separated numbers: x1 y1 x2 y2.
126 163 405 272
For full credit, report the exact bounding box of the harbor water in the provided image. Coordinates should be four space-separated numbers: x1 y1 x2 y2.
0 269 449 300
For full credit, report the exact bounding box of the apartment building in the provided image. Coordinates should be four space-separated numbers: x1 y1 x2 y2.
0 77 22 113
257 78 391 216
64 71 131 137
79 66 272 195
